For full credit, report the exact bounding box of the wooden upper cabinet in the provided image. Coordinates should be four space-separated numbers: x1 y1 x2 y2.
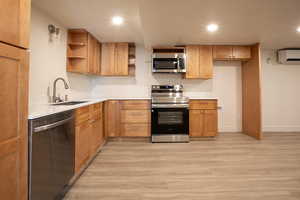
88 35 101 75
185 46 200 78
213 45 251 60
115 43 129 75
213 45 233 60
185 45 213 79
100 43 116 75
0 0 31 49
0 43 29 200
232 46 251 60
67 29 101 75
101 42 133 76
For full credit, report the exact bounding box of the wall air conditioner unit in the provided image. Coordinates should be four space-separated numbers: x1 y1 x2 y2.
278 48 300 65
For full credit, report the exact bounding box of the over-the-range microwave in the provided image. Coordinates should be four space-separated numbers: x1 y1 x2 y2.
152 48 186 73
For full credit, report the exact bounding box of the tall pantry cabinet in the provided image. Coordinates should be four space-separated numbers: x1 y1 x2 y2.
0 0 31 200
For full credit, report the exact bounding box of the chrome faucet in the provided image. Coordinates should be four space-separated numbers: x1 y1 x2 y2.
52 77 69 103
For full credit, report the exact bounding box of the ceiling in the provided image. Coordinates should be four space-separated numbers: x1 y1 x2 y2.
33 0 300 49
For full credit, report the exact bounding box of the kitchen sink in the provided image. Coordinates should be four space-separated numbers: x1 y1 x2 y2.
51 101 88 106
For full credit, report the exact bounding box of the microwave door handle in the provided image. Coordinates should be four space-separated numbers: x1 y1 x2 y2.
177 58 180 71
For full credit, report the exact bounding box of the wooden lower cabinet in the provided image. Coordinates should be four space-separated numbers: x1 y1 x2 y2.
75 122 91 173
104 100 120 137
105 100 151 137
0 43 28 200
75 102 104 173
121 123 150 137
189 100 218 137
90 118 104 155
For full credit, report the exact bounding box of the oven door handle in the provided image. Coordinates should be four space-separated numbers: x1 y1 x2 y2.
33 116 74 133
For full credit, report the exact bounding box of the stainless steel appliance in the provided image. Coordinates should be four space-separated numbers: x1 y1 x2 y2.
152 48 186 73
28 111 75 200
151 85 189 142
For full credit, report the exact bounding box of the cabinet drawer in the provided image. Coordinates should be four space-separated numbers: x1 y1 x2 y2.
121 123 150 137
189 100 217 110
75 105 91 125
90 103 103 120
120 110 150 123
120 100 150 110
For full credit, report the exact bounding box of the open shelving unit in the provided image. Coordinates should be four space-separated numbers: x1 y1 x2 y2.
67 29 88 73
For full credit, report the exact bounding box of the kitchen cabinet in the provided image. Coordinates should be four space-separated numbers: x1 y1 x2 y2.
213 45 251 60
189 100 218 137
101 43 136 76
104 100 151 137
104 100 121 137
89 103 104 155
120 100 151 137
67 29 101 75
74 103 104 173
75 122 91 173
185 45 213 79
0 42 29 200
0 0 31 49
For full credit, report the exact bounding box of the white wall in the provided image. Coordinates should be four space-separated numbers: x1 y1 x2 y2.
91 45 243 132
261 50 300 132
29 6 92 106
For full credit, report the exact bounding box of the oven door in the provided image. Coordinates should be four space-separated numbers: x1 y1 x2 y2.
151 107 189 135
152 58 179 72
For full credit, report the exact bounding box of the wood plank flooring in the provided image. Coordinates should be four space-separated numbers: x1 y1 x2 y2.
64 133 300 200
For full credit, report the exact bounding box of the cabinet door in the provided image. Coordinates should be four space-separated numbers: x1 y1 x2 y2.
87 35 95 74
232 46 251 60
185 45 200 78
115 43 129 76
75 123 91 173
199 45 213 79
0 43 29 200
104 101 120 137
213 45 233 60
0 0 30 48
90 118 103 155
101 43 116 75
203 110 218 137
189 110 204 137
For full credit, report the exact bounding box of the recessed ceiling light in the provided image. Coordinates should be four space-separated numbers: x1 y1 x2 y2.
112 16 124 25
207 24 219 32
297 26 300 33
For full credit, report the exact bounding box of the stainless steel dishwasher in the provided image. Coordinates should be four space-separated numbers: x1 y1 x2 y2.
28 110 75 200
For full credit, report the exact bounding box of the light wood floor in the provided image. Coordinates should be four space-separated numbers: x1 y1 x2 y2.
64 133 300 200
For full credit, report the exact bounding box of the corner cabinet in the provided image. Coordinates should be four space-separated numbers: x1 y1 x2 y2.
189 100 218 137
185 45 213 79
67 29 101 75
104 100 151 137
101 43 136 76
0 43 29 200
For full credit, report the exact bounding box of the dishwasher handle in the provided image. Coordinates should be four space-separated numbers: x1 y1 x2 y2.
33 116 74 133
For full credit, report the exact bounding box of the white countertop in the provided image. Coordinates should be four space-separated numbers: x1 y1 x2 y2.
28 96 217 120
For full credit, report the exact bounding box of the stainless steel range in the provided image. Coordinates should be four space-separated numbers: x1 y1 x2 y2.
151 85 189 143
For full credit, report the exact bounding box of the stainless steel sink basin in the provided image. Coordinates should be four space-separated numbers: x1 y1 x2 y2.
51 101 88 106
